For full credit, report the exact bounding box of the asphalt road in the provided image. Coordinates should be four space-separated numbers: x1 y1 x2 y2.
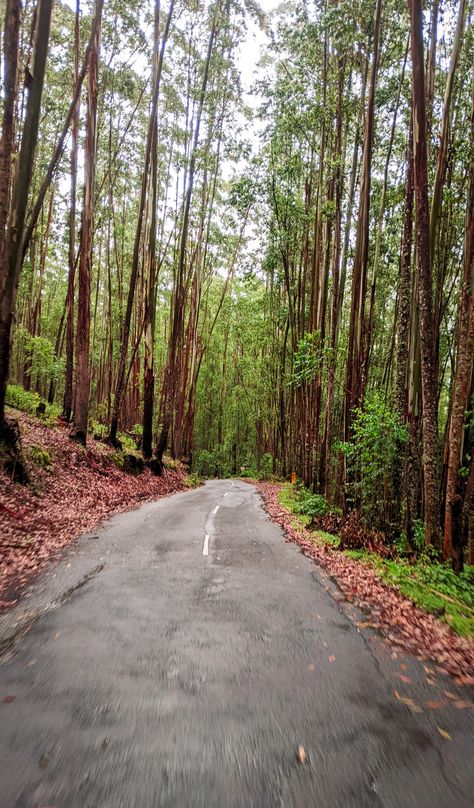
0 480 473 808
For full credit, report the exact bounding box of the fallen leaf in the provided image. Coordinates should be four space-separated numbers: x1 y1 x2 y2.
400 663 407 671
297 745 307 764
444 691 457 700
426 700 448 709
3 695 16 704
453 700 474 710
397 674 412 684
307 664 315 672
454 675 474 687
437 727 451 740
328 655 336 663
394 690 422 713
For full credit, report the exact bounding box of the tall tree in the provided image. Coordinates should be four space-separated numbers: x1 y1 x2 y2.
0 0 53 438
63 0 81 423
408 0 440 546
71 0 103 444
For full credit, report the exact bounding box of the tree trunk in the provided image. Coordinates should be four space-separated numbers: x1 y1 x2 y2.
443 73 474 566
0 0 53 435
409 0 440 547
109 0 174 447
71 0 102 444
63 0 80 422
344 0 381 446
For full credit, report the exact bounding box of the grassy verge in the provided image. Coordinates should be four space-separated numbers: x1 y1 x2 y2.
278 483 474 638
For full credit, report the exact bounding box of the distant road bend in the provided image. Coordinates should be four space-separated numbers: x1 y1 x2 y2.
0 480 473 807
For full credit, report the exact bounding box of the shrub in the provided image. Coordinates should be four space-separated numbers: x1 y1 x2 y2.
194 446 232 478
338 391 408 536
6 384 61 426
293 488 328 519
28 445 52 468
257 452 273 480
15 327 64 389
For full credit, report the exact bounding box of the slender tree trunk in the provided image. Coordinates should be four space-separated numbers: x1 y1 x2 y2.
396 121 414 421
142 0 162 460
344 0 381 447
109 0 174 447
0 0 21 265
409 0 440 546
156 2 219 461
0 0 53 435
21 0 105 265
63 0 80 422
443 73 474 568
71 0 102 444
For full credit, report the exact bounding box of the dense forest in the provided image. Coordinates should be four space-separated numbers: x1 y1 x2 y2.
0 0 473 569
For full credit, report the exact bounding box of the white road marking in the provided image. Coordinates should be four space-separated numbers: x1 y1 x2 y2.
202 533 209 556
212 505 219 515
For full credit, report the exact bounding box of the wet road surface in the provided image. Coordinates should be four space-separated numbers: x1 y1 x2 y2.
0 480 473 807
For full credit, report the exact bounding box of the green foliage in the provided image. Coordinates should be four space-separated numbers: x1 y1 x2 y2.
339 392 408 534
278 484 474 637
16 327 64 388
194 447 232 479
28 445 52 468
290 332 321 387
380 560 474 637
6 384 61 426
118 432 139 453
163 455 179 471
342 551 474 638
185 472 202 488
239 467 257 478
279 482 330 524
293 487 328 519
258 453 273 479
228 174 256 216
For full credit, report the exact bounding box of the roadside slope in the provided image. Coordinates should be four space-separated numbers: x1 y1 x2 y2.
0 410 188 609
254 481 474 681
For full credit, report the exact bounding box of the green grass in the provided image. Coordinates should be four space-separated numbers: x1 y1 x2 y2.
379 558 474 636
278 482 474 638
336 551 474 637
278 483 340 539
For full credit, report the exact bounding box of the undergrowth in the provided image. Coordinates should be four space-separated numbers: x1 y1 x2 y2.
6 384 61 426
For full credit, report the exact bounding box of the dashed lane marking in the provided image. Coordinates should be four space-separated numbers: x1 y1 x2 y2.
202 533 210 556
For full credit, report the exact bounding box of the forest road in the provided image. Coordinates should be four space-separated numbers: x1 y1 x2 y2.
0 479 473 808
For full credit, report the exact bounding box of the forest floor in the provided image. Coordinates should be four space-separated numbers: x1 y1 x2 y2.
255 481 474 681
0 408 189 610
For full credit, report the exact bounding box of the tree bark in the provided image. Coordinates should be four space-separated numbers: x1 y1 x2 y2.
109 0 174 447
0 0 53 434
409 0 440 546
71 0 102 444
443 72 474 567
63 0 80 422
